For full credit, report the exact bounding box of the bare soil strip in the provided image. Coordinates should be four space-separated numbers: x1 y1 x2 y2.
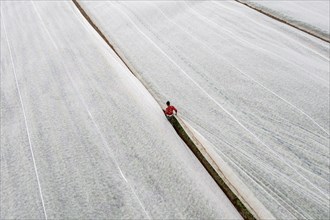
72 0 138 76
168 117 256 220
72 1 256 219
235 0 330 43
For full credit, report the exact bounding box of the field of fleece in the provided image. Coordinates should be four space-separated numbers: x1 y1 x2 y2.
1 1 241 219
80 1 330 219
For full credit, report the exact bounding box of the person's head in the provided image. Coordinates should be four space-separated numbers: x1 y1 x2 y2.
166 101 170 106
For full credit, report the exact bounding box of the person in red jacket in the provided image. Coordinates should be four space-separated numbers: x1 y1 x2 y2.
164 101 177 119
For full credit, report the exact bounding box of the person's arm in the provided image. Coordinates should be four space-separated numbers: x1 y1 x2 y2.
164 107 169 115
174 106 178 114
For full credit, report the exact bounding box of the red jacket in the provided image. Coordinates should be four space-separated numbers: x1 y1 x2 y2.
165 105 177 116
